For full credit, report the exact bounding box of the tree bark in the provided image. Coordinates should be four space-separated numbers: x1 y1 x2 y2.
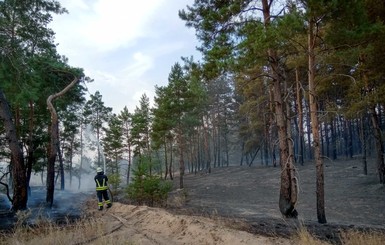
262 0 298 218
58 143 65 190
330 118 337 160
26 100 35 196
178 132 185 189
0 89 28 211
296 68 304 165
202 116 211 173
359 114 368 175
369 106 385 183
46 77 78 207
308 18 327 223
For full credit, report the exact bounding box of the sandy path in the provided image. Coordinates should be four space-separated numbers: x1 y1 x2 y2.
87 203 292 245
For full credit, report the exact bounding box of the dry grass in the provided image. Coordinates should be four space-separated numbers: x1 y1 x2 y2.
292 226 385 245
0 215 109 245
293 226 330 245
1 209 384 245
339 230 385 245
166 188 187 208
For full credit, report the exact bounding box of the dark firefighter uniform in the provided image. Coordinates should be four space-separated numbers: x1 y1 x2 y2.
94 167 112 210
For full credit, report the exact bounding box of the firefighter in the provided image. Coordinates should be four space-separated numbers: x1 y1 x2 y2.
94 167 112 210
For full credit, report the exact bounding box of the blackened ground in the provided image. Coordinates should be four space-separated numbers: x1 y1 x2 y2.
167 158 385 244
0 187 93 231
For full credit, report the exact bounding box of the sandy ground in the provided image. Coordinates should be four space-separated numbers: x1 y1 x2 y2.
84 202 293 245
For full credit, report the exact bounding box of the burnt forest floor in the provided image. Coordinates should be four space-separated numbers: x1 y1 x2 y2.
167 157 385 244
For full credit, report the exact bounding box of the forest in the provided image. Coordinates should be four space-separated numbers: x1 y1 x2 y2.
0 0 385 226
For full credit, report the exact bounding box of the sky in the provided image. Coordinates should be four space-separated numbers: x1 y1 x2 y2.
50 0 201 114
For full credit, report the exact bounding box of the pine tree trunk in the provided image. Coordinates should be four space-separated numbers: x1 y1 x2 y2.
360 114 368 175
306 106 313 160
58 144 65 190
262 0 297 218
347 120 353 158
164 138 169 180
178 133 185 189
359 53 385 184
369 107 385 183
331 118 337 160
26 101 35 196
202 116 211 173
46 120 58 207
0 89 28 211
79 124 83 190
325 121 330 159
46 77 78 207
296 68 304 165
308 18 327 223
169 139 173 180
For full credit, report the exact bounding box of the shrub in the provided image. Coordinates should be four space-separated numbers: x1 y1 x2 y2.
126 162 172 207
108 173 121 196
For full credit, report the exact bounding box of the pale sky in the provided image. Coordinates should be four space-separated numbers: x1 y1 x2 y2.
50 0 200 114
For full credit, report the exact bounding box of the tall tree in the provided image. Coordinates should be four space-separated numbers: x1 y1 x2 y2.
152 85 175 180
0 89 27 210
131 94 152 165
103 114 124 175
46 74 79 207
83 91 112 168
180 0 298 217
307 13 326 223
119 106 133 185
354 0 385 183
0 0 68 210
60 104 83 189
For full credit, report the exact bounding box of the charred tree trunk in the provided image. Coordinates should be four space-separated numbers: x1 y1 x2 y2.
46 77 78 207
360 114 368 175
331 118 337 160
262 0 297 218
0 89 28 211
369 107 385 184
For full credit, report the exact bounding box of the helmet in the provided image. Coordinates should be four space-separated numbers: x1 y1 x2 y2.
96 167 103 173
